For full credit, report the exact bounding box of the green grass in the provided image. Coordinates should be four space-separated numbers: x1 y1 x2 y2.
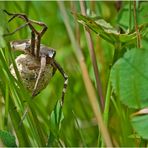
0 1 148 147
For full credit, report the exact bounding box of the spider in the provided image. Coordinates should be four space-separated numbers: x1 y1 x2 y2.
3 10 68 106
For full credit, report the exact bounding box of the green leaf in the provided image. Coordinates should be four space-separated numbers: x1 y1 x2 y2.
119 32 137 43
48 101 64 146
117 2 148 31
75 13 119 44
0 27 6 48
131 115 148 139
74 13 148 47
0 130 17 147
49 101 64 134
110 48 148 109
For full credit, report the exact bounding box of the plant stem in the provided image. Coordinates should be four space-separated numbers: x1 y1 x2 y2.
57 1 112 147
133 1 141 48
129 1 132 32
103 77 111 125
79 1 104 111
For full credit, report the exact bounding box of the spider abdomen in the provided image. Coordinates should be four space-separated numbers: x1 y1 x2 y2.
10 54 56 95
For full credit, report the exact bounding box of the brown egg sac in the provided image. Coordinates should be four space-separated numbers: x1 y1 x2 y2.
10 54 55 95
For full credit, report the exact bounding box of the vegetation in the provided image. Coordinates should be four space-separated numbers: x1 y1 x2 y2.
0 1 148 147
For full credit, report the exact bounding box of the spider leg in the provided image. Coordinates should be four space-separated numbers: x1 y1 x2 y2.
3 22 29 37
8 14 22 22
3 10 19 21
5 13 39 34
32 56 46 96
36 35 41 58
29 19 48 37
31 31 35 56
33 22 47 57
4 10 48 36
52 60 68 106
4 10 48 58
29 20 47 57
4 10 39 55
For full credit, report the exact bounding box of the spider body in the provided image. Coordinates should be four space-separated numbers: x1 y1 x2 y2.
10 39 56 60
10 39 59 95
4 10 68 105
10 54 55 95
